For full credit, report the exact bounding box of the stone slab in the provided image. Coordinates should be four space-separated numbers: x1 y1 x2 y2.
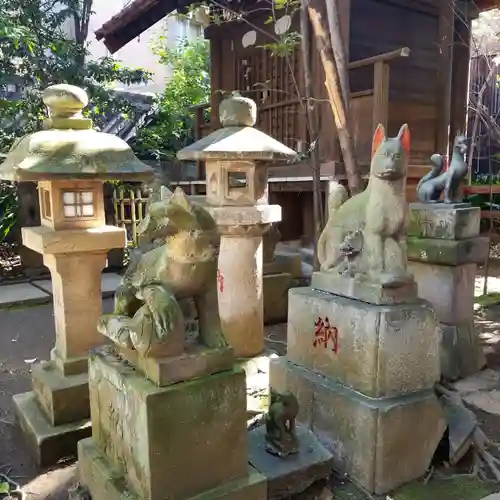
286 287 441 397
264 253 302 279
22 225 126 255
409 262 475 325
31 361 89 425
248 424 333 499
78 438 267 500
311 271 418 306
32 272 121 298
263 273 293 325
89 346 249 500
441 322 486 381
13 391 91 467
118 344 235 386
0 283 51 307
408 203 480 240
407 236 489 266
269 358 446 496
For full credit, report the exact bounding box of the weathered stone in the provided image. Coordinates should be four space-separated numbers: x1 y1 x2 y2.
264 252 302 279
453 369 500 395
286 287 440 397
409 262 475 324
31 361 89 425
13 391 91 467
407 236 489 266
118 344 235 386
269 358 446 496
78 438 267 500
441 322 486 379
248 425 333 499
263 273 292 325
408 203 480 240
311 271 418 306
87 347 250 500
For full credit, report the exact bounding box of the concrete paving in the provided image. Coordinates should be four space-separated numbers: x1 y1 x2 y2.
0 272 122 308
0 298 114 500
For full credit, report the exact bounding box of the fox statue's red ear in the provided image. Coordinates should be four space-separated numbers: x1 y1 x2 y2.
397 124 411 156
372 124 386 157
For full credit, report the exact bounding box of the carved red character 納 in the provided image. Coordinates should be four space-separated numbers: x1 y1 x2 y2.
313 316 339 353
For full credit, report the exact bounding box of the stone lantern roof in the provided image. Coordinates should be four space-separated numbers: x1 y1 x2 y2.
177 92 297 162
0 84 154 182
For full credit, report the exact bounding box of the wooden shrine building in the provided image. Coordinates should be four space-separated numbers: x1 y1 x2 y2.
96 0 500 243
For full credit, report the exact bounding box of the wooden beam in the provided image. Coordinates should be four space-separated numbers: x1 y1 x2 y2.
308 0 362 195
372 62 390 131
348 47 410 70
435 0 456 156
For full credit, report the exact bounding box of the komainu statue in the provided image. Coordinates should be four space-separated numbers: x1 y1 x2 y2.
317 124 412 287
416 133 468 204
98 187 227 357
265 390 300 457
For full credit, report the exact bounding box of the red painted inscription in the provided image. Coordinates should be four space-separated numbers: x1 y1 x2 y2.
313 316 339 353
217 269 224 293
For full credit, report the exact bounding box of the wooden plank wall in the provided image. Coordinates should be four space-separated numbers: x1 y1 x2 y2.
350 0 440 163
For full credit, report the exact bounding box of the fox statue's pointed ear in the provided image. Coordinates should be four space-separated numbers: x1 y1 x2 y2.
372 124 386 157
397 124 410 156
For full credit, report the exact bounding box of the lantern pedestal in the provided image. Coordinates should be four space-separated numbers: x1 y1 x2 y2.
210 205 281 358
13 225 126 467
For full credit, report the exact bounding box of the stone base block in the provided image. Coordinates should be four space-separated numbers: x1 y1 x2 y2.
31 361 89 425
311 271 418 305
89 346 250 500
409 262 475 325
263 273 292 325
248 424 333 499
441 321 486 381
13 391 91 467
287 287 440 397
269 358 446 495
264 253 302 279
78 438 267 500
118 344 235 386
407 235 489 266
408 203 480 240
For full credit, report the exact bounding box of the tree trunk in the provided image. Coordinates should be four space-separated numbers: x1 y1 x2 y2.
308 0 362 195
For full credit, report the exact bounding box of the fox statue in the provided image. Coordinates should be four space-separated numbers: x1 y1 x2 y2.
317 124 412 287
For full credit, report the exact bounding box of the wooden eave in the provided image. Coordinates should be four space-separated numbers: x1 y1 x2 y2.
95 0 500 54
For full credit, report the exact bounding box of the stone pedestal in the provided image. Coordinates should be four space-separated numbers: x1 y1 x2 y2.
13 225 125 466
269 278 446 495
408 203 488 379
78 346 267 500
263 252 301 325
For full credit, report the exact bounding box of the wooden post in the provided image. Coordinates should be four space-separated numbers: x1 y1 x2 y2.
436 0 456 156
308 0 362 195
372 61 390 131
325 0 350 109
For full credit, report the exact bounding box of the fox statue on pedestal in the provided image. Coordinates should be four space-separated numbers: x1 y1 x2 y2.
317 124 412 288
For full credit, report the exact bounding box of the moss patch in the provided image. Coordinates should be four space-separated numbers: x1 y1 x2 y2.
392 477 498 500
475 292 500 308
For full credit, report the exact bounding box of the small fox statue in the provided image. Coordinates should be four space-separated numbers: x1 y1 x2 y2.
317 123 412 287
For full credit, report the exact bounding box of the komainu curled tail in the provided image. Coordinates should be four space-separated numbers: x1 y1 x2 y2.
416 154 445 203
317 182 349 269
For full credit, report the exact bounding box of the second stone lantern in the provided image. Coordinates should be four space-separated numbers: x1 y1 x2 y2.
177 92 297 358
0 84 153 466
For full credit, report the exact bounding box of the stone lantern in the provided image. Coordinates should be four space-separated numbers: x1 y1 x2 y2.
0 84 153 466
178 92 296 357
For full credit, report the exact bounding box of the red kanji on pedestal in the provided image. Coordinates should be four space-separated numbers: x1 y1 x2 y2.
313 316 339 353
